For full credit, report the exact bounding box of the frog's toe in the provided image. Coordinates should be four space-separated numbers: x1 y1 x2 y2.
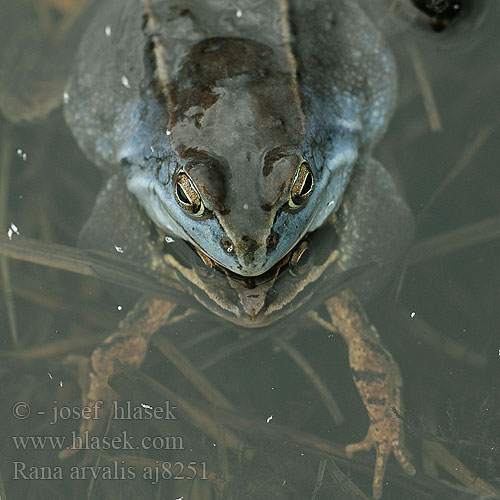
345 430 389 499
345 432 375 458
346 424 415 499
392 440 416 476
371 437 415 499
372 441 391 500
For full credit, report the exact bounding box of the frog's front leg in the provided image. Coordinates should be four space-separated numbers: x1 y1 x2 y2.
60 297 176 458
326 290 415 498
324 156 416 497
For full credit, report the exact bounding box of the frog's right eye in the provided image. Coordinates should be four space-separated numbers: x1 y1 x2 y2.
174 172 205 217
288 161 315 209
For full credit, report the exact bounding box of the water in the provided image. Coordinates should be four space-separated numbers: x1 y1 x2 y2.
0 2 499 499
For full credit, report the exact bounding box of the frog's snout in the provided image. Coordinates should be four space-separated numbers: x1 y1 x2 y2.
230 234 270 277
236 234 259 266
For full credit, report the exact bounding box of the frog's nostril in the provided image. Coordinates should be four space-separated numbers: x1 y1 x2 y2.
266 231 279 253
220 237 234 254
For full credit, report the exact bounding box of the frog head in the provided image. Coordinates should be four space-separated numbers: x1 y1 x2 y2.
127 37 359 277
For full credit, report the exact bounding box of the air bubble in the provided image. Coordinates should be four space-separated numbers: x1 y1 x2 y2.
16 148 27 161
7 222 20 240
121 76 131 89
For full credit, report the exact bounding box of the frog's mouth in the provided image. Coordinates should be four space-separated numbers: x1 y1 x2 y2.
163 225 374 328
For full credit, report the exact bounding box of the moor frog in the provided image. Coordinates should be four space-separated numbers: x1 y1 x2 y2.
1 0 418 497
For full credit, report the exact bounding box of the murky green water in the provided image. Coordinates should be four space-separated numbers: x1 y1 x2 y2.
0 2 499 499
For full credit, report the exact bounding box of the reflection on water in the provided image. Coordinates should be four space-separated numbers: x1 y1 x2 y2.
1 1 499 499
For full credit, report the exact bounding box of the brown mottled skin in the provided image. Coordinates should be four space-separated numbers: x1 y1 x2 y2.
60 298 176 459
327 290 416 499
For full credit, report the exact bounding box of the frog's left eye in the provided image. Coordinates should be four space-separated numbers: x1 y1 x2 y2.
289 161 314 209
174 172 205 217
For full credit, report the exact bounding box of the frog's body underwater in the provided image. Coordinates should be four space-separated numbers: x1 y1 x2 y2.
2 0 418 497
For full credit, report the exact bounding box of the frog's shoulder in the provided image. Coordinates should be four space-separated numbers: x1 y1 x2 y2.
78 172 156 264
64 0 147 170
331 155 414 303
290 0 397 146
78 171 170 309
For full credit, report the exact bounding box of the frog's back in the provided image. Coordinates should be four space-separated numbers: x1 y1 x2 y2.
291 0 397 145
66 0 395 169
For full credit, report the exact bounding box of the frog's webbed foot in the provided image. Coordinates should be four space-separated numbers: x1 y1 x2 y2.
345 411 416 499
326 290 415 499
60 297 176 459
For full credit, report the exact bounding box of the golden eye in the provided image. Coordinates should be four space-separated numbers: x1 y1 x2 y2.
289 241 312 277
174 172 205 217
289 161 314 209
